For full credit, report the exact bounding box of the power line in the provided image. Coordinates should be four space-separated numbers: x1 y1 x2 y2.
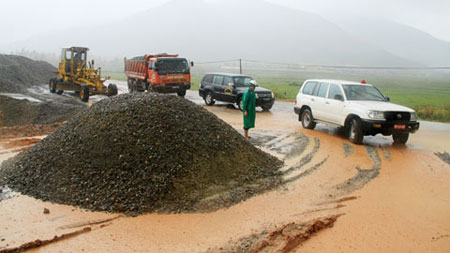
196 58 450 70
195 59 240 65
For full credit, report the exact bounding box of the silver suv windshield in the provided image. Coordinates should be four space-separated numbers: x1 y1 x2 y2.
233 76 253 87
342 85 385 101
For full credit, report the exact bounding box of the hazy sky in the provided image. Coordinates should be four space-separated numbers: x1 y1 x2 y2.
1 0 450 46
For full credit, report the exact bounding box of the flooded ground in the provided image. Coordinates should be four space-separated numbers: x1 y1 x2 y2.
0 84 449 252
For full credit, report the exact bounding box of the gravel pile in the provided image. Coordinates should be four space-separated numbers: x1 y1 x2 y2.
0 93 283 214
0 54 56 93
0 54 86 126
0 95 85 126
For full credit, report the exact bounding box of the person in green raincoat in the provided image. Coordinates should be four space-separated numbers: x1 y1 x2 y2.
242 80 257 140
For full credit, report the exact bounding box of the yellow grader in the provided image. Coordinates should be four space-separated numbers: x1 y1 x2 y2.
49 47 118 102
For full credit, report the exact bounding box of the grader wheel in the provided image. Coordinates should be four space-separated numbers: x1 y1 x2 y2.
108 83 118 96
49 78 56 93
56 79 64 95
80 84 90 102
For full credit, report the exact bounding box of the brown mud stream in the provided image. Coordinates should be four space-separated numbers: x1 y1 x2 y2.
1 95 449 252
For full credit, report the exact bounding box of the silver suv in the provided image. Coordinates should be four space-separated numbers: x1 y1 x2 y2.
294 79 420 144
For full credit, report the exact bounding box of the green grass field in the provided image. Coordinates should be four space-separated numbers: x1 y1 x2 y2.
105 71 450 122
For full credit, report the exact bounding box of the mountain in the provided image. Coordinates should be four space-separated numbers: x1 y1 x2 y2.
331 16 450 66
3 0 423 66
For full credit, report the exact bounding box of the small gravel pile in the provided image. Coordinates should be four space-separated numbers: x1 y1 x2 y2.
0 54 85 126
1 93 283 214
0 54 56 93
0 95 85 126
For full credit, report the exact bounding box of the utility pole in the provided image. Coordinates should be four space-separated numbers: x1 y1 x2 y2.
239 59 242 74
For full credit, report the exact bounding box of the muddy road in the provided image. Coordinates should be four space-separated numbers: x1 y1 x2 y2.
0 81 449 252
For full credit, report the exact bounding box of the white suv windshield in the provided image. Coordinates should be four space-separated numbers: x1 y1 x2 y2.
343 85 385 101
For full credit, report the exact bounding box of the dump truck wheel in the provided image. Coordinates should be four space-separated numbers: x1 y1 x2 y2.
49 78 56 93
108 83 118 96
127 79 133 93
130 80 137 93
80 84 89 102
137 81 145 92
177 89 186 97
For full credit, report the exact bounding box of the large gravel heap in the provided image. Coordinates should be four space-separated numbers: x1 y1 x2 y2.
1 93 283 214
0 54 56 93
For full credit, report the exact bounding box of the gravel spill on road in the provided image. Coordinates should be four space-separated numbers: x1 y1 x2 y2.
0 93 283 214
435 152 450 165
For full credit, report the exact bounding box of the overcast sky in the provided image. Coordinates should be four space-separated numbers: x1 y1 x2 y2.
1 0 449 47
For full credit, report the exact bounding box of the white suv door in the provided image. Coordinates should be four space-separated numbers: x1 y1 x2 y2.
312 82 330 120
298 80 318 110
323 83 346 125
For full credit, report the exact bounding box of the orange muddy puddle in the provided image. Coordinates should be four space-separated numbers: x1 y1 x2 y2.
1 104 449 252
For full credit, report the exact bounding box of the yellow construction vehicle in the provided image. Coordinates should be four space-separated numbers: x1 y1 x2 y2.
49 47 118 102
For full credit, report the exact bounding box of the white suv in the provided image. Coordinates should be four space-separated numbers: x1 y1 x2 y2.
294 79 420 144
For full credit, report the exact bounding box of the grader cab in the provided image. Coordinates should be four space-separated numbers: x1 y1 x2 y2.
49 47 118 102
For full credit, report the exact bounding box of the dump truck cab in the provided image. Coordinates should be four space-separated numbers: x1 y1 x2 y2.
124 53 192 97
50 46 117 102
148 56 191 93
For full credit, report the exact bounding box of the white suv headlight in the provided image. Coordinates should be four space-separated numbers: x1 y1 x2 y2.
255 93 259 99
367 110 385 120
271 92 275 98
410 112 417 121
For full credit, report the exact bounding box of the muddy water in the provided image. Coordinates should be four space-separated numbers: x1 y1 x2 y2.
0 99 449 252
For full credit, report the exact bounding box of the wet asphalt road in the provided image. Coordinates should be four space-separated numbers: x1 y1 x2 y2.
13 79 448 134
107 80 295 114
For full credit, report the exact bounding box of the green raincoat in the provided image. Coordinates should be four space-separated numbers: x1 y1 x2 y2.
242 88 256 129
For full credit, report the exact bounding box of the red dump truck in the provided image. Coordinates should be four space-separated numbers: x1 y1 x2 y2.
124 54 193 97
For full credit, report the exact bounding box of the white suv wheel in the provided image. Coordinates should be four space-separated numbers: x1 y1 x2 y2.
301 109 316 129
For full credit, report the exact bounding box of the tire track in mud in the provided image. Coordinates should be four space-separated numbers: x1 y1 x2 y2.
251 133 327 185
342 142 354 157
281 138 320 176
334 146 382 196
270 134 310 160
283 157 329 184
381 147 392 161
251 132 310 160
